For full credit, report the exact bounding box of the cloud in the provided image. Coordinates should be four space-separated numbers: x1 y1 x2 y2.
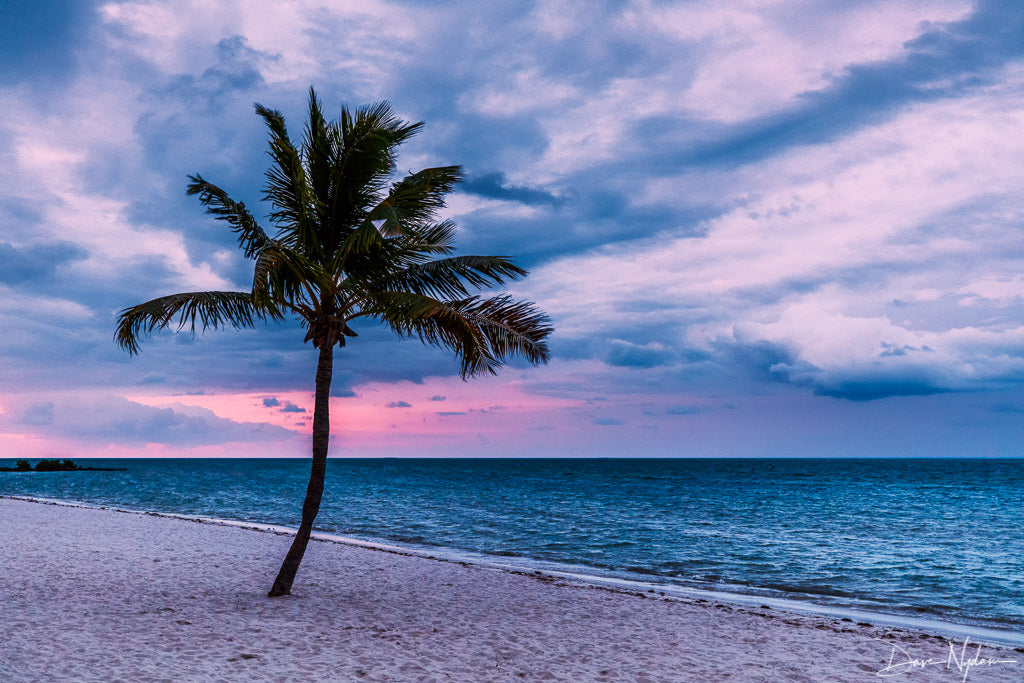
5 395 296 446
658 1 1014 170
386 400 412 408
0 242 88 285
605 339 677 369
728 305 1024 400
521 64 1024 400
666 405 701 416
251 354 285 368
0 0 89 83
813 378 950 402
460 171 568 207
157 35 275 115
20 402 54 426
429 395 446 401
261 396 305 412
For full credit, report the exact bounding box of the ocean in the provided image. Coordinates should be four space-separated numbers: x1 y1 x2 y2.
2 457 1022 643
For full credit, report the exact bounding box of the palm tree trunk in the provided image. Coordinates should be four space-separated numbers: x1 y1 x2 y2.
268 343 333 597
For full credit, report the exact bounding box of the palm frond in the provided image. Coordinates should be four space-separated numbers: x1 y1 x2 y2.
380 255 528 300
453 294 552 372
304 87 336 240
338 216 390 264
359 292 551 377
345 101 423 153
115 291 280 355
406 219 458 255
255 103 316 253
358 292 490 373
312 103 419 250
331 166 465 272
368 166 464 237
251 242 318 309
186 175 270 259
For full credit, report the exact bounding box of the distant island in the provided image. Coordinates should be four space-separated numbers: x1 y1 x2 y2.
0 459 126 472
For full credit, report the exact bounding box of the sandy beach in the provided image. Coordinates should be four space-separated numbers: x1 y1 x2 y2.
1 496 1020 682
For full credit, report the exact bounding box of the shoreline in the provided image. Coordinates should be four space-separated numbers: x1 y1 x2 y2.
2 496 1022 681
5 493 1023 650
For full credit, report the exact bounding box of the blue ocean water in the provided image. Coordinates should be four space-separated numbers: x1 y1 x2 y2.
2 458 1022 638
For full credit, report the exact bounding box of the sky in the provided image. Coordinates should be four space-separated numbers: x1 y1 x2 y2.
2 0 1024 459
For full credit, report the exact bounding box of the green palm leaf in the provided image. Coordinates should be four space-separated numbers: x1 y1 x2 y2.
115 291 279 355
359 292 551 377
255 103 316 253
380 255 528 300
407 219 458 255
367 165 464 237
186 175 271 259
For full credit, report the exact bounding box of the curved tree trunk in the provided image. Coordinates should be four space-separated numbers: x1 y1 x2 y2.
268 344 333 597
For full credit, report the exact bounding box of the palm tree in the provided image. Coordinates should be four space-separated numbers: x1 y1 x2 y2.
115 88 552 597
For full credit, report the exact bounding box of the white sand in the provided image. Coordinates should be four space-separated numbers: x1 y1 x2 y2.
1 497 1021 682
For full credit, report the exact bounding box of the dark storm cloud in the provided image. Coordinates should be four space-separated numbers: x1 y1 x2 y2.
460 171 568 207
0 242 88 285
726 341 956 401
159 36 272 107
812 378 952 402
453 177 716 265
330 385 357 398
605 340 678 369
668 0 1024 169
